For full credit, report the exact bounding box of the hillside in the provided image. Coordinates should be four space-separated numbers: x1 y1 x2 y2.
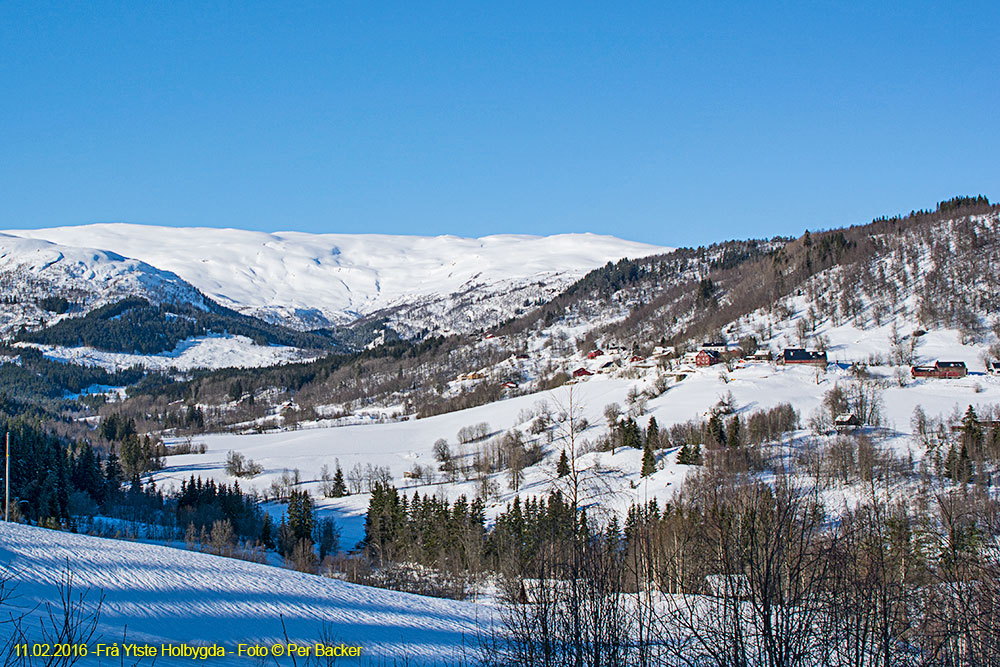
0 522 487 665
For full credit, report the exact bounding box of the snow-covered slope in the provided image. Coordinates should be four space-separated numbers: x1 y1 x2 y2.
4 224 668 332
21 333 321 372
0 521 488 665
0 233 208 335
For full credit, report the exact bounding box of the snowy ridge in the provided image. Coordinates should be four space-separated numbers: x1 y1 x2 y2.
0 522 488 665
4 224 669 332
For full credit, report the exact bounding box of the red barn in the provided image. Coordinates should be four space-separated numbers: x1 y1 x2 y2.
572 368 593 378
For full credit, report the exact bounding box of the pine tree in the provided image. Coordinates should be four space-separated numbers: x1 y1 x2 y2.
332 463 347 497
287 490 315 543
557 449 570 477
646 417 660 450
260 513 275 549
121 433 145 478
71 443 104 503
678 443 703 466
708 414 726 447
104 446 123 502
621 417 643 449
641 439 656 477
961 405 983 455
726 416 742 448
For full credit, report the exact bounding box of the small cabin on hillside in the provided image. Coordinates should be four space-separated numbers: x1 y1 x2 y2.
572 368 594 378
587 349 604 360
782 348 827 366
835 413 860 430
700 341 729 354
747 350 773 363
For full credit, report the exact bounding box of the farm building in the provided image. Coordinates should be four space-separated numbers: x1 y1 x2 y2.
782 348 827 366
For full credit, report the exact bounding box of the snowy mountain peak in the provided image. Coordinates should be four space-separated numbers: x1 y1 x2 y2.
3 223 670 333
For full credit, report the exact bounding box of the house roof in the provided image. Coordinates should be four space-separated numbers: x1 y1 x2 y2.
783 348 826 361
935 361 967 369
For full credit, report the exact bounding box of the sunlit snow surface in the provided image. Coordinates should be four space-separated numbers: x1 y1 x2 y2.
0 522 489 665
19 334 320 372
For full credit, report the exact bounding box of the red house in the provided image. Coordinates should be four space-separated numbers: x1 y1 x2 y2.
587 350 604 360
696 350 721 367
934 361 967 378
911 360 968 379
572 368 594 378
910 361 969 379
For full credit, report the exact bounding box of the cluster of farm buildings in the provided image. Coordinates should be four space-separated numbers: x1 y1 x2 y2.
460 333 1000 394
571 340 997 381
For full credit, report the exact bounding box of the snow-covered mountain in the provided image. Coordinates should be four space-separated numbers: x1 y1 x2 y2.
0 233 210 335
4 223 669 333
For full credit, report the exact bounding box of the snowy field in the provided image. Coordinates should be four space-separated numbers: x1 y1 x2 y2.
0 522 489 665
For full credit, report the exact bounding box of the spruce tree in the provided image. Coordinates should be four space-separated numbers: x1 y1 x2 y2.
961 405 983 454
557 449 570 477
726 416 742 448
332 463 347 497
104 446 123 502
641 439 656 477
646 417 660 450
287 490 315 543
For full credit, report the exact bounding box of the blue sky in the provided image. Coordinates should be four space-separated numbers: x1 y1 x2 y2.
1 2 997 247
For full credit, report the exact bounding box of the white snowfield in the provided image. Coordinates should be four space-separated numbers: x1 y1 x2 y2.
20 334 320 373
4 223 668 327
0 522 489 665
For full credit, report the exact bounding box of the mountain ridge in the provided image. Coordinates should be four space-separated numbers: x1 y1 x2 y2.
3 223 669 334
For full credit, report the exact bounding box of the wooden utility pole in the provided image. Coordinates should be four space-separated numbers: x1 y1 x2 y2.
4 431 9 522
